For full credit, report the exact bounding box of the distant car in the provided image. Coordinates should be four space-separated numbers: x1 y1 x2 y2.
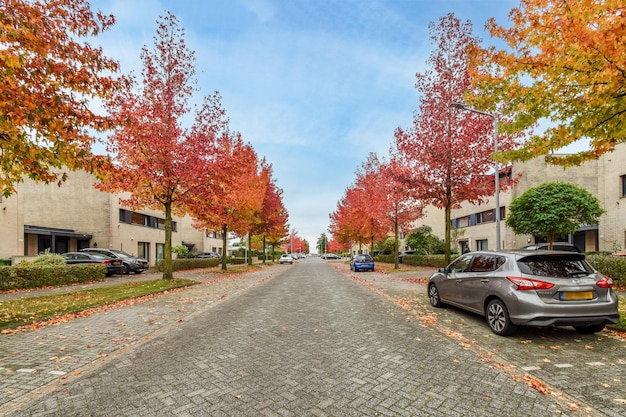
350 254 374 272
322 253 341 260
62 252 126 276
279 254 294 264
427 250 619 336
195 252 221 259
522 242 581 252
398 250 416 264
80 248 148 275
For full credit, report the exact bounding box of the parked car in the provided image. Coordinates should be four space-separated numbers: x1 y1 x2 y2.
322 253 341 260
279 254 294 264
62 252 126 276
350 254 374 272
195 252 221 259
522 242 581 252
427 250 619 336
398 250 416 264
80 248 148 275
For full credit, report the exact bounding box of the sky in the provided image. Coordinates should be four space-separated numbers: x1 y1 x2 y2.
89 0 521 252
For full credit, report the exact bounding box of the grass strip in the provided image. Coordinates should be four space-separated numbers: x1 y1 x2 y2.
0 278 195 329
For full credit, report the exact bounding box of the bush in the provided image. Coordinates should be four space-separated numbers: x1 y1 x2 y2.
0 264 106 291
155 257 221 272
587 254 626 289
374 254 458 268
32 250 66 265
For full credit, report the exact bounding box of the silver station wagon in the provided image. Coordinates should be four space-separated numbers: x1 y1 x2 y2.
427 250 619 336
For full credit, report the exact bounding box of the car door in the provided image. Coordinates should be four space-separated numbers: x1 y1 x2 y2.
438 254 474 305
460 254 504 312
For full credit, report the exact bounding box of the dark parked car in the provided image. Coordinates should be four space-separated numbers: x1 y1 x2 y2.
195 252 221 259
522 242 581 252
62 252 126 276
80 248 148 275
350 254 374 272
427 250 619 336
322 253 341 260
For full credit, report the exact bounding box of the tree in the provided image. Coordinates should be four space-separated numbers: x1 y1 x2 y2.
190 131 265 270
405 226 445 255
394 14 521 264
506 182 605 247
0 0 124 196
251 161 289 263
96 12 229 279
469 0 625 166
317 233 329 254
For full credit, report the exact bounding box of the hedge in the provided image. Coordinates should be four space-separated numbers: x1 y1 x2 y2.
374 254 458 268
155 257 221 272
0 264 107 291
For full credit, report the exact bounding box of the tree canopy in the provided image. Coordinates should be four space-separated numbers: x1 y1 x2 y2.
0 0 124 195
469 0 625 166
506 182 605 245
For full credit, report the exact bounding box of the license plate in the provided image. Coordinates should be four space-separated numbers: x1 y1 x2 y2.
112 260 122 266
560 291 593 300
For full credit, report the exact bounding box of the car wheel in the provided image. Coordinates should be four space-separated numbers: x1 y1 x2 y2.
123 264 131 275
371 267 374 272
573 324 605 334
486 299 516 336
428 283 444 308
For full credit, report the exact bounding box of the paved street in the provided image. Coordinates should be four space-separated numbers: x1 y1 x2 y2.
0 259 624 416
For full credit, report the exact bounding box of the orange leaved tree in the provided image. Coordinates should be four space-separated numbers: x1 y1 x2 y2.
469 0 625 166
96 12 229 279
189 131 265 270
0 0 124 195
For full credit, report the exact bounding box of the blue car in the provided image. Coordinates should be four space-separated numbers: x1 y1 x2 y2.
350 254 374 272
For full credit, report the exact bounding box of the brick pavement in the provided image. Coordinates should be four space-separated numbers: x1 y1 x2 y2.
0 259 603 416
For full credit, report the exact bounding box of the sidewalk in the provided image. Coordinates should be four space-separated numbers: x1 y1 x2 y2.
0 263 284 414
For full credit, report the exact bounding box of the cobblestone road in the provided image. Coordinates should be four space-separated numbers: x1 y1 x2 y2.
1 259 622 416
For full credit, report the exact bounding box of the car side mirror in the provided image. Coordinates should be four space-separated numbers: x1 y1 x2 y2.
438 267 447 273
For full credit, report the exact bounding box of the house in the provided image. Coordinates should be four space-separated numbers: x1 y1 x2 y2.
421 143 626 253
0 169 223 265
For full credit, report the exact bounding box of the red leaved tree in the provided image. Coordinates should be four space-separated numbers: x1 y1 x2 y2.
251 161 289 262
394 13 521 263
189 131 265 270
0 0 125 195
96 12 229 279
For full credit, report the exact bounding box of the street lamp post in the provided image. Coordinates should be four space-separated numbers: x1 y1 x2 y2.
450 103 501 250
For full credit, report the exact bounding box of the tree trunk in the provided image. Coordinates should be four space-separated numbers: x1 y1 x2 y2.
163 201 173 279
221 224 228 270
444 187 452 265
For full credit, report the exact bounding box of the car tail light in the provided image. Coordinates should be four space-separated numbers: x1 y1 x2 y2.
506 277 555 290
103 260 111 265
596 276 613 288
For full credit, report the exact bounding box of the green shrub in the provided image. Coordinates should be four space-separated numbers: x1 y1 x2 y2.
0 264 106 291
374 254 458 268
587 254 626 288
154 257 220 272
32 250 66 265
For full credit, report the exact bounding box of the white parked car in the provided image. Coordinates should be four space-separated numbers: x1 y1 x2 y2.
279 254 294 264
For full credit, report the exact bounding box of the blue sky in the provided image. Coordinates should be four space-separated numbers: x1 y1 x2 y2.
90 0 520 251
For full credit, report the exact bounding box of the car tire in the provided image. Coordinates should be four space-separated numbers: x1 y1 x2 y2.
573 324 605 334
486 299 517 336
123 264 131 275
428 283 444 308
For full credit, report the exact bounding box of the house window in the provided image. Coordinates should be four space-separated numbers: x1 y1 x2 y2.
138 242 150 262
156 243 164 260
476 239 489 251
621 175 626 197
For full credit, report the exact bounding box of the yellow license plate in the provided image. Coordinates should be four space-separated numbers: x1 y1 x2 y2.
560 291 593 301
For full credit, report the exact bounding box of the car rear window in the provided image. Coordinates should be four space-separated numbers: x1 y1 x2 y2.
517 254 593 277
355 255 372 261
